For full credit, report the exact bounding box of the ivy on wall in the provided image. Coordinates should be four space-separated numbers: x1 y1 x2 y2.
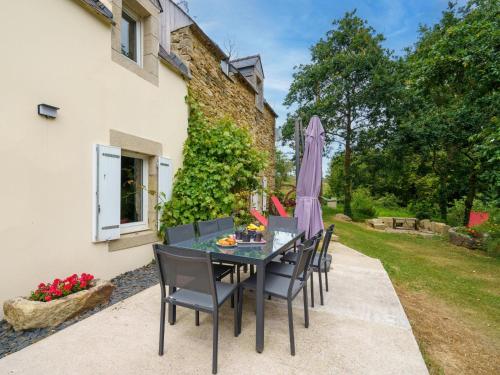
158 96 267 231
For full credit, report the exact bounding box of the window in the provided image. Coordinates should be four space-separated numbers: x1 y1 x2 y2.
120 152 148 234
220 60 230 76
121 7 142 64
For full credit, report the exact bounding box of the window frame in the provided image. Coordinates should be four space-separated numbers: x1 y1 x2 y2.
120 150 149 234
121 6 143 66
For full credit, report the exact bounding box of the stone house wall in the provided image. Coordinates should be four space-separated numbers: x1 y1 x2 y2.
171 26 276 194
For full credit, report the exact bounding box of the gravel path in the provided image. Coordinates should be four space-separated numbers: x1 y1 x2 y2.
0 262 159 359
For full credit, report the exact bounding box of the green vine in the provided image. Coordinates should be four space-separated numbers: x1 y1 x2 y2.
158 96 267 233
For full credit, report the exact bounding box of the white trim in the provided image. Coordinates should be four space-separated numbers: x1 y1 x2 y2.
122 5 143 67
120 151 149 234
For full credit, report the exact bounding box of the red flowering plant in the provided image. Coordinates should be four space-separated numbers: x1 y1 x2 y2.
29 273 95 302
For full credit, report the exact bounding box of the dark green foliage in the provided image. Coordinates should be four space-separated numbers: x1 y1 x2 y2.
283 10 397 217
158 96 266 232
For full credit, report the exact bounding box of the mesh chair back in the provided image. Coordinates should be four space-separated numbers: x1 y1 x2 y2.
307 229 323 270
197 219 219 236
153 244 216 299
268 216 298 232
319 224 335 261
165 223 196 244
288 241 315 295
217 216 234 231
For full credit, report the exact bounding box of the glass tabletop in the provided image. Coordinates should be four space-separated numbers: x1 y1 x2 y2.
173 229 304 262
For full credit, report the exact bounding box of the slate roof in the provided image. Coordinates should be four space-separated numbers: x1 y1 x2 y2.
158 46 192 79
81 0 113 21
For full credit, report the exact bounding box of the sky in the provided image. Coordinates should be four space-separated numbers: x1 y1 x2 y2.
183 0 463 162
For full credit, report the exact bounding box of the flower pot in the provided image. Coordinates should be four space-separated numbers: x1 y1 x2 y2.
3 279 115 331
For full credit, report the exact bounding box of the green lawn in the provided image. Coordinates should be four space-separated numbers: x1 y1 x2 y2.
323 209 500 373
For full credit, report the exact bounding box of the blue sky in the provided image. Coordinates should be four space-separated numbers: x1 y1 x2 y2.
184 0 462 159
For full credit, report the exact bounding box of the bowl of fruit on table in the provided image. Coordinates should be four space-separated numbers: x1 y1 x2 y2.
216 235 237 248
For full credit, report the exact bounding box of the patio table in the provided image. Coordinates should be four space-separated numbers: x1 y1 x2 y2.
173 228 305 353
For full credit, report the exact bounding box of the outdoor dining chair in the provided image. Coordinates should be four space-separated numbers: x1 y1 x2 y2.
165 223 235 307
237 240 315 356
269 231 323 306
267 215 298 232
217 216 234 231
164 223 196 244
153 244 238 374
281 225 334 305
197 219 219 236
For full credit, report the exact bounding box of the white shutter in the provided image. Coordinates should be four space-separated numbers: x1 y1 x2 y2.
262 176 268 212
93 145 121 242
251 191 259 210
157 157 173 229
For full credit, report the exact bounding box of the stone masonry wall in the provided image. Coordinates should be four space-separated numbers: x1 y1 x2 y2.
171 26 276 195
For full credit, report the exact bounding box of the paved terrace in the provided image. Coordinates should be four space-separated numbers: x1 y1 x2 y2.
0 243 428 374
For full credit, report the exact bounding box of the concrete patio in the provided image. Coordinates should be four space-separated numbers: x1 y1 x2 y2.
0 243 428 374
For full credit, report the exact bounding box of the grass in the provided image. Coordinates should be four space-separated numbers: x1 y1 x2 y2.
323 209 500 374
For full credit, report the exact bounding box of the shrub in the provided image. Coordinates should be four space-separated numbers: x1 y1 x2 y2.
30 273 95 302
352 188 377 219
158 96 266 231
408 200 438 220
473 221 500 257
376 193 400 209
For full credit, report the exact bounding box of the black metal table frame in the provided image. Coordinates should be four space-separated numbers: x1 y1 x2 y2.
168 230 305 353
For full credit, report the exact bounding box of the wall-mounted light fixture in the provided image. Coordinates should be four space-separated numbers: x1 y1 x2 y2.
37 104 59 119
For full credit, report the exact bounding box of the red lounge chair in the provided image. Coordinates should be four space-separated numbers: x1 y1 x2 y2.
250 209 268 226
271 195 289 217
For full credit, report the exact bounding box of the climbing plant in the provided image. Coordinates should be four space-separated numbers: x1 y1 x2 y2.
158 96 266 232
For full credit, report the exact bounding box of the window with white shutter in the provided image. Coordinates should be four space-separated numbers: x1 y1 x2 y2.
93 144 121 242
157 157 173 229
262 176 268 212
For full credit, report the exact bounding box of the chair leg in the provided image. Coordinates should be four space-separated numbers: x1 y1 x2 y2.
195 310 200 326
318 269 324 306
233 290 238 337
325 268 329 292
244 264 248 273
250 265 255 275
212 311 219 374
287 300 295 356
303 285 309 328
237 266 241 283
237 286 244 335
230 272 234 308
310 273 315 308
159 302 166 355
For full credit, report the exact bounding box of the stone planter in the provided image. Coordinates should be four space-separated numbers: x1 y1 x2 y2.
3 279 115 331
448 228 482 250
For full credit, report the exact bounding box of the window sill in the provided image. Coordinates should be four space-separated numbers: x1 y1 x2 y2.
108 229 159 252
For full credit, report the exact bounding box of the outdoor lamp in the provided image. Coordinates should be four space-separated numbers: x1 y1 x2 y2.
37 104 59 119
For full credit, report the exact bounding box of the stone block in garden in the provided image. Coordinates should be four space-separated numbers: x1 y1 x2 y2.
419 219 431 231
3 279 115 331
334 213 352 221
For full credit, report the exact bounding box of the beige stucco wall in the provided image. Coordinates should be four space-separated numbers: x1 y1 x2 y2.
0 0 188 317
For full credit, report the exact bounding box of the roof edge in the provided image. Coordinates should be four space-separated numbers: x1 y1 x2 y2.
76 0 115 24
264 100 278 118
159 46 192 79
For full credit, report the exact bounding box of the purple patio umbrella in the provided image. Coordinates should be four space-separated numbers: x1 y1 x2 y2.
294 115 325 238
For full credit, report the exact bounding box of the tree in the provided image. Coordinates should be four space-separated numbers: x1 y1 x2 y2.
283 11 397 217
275 149 293 191
401 0 499 224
